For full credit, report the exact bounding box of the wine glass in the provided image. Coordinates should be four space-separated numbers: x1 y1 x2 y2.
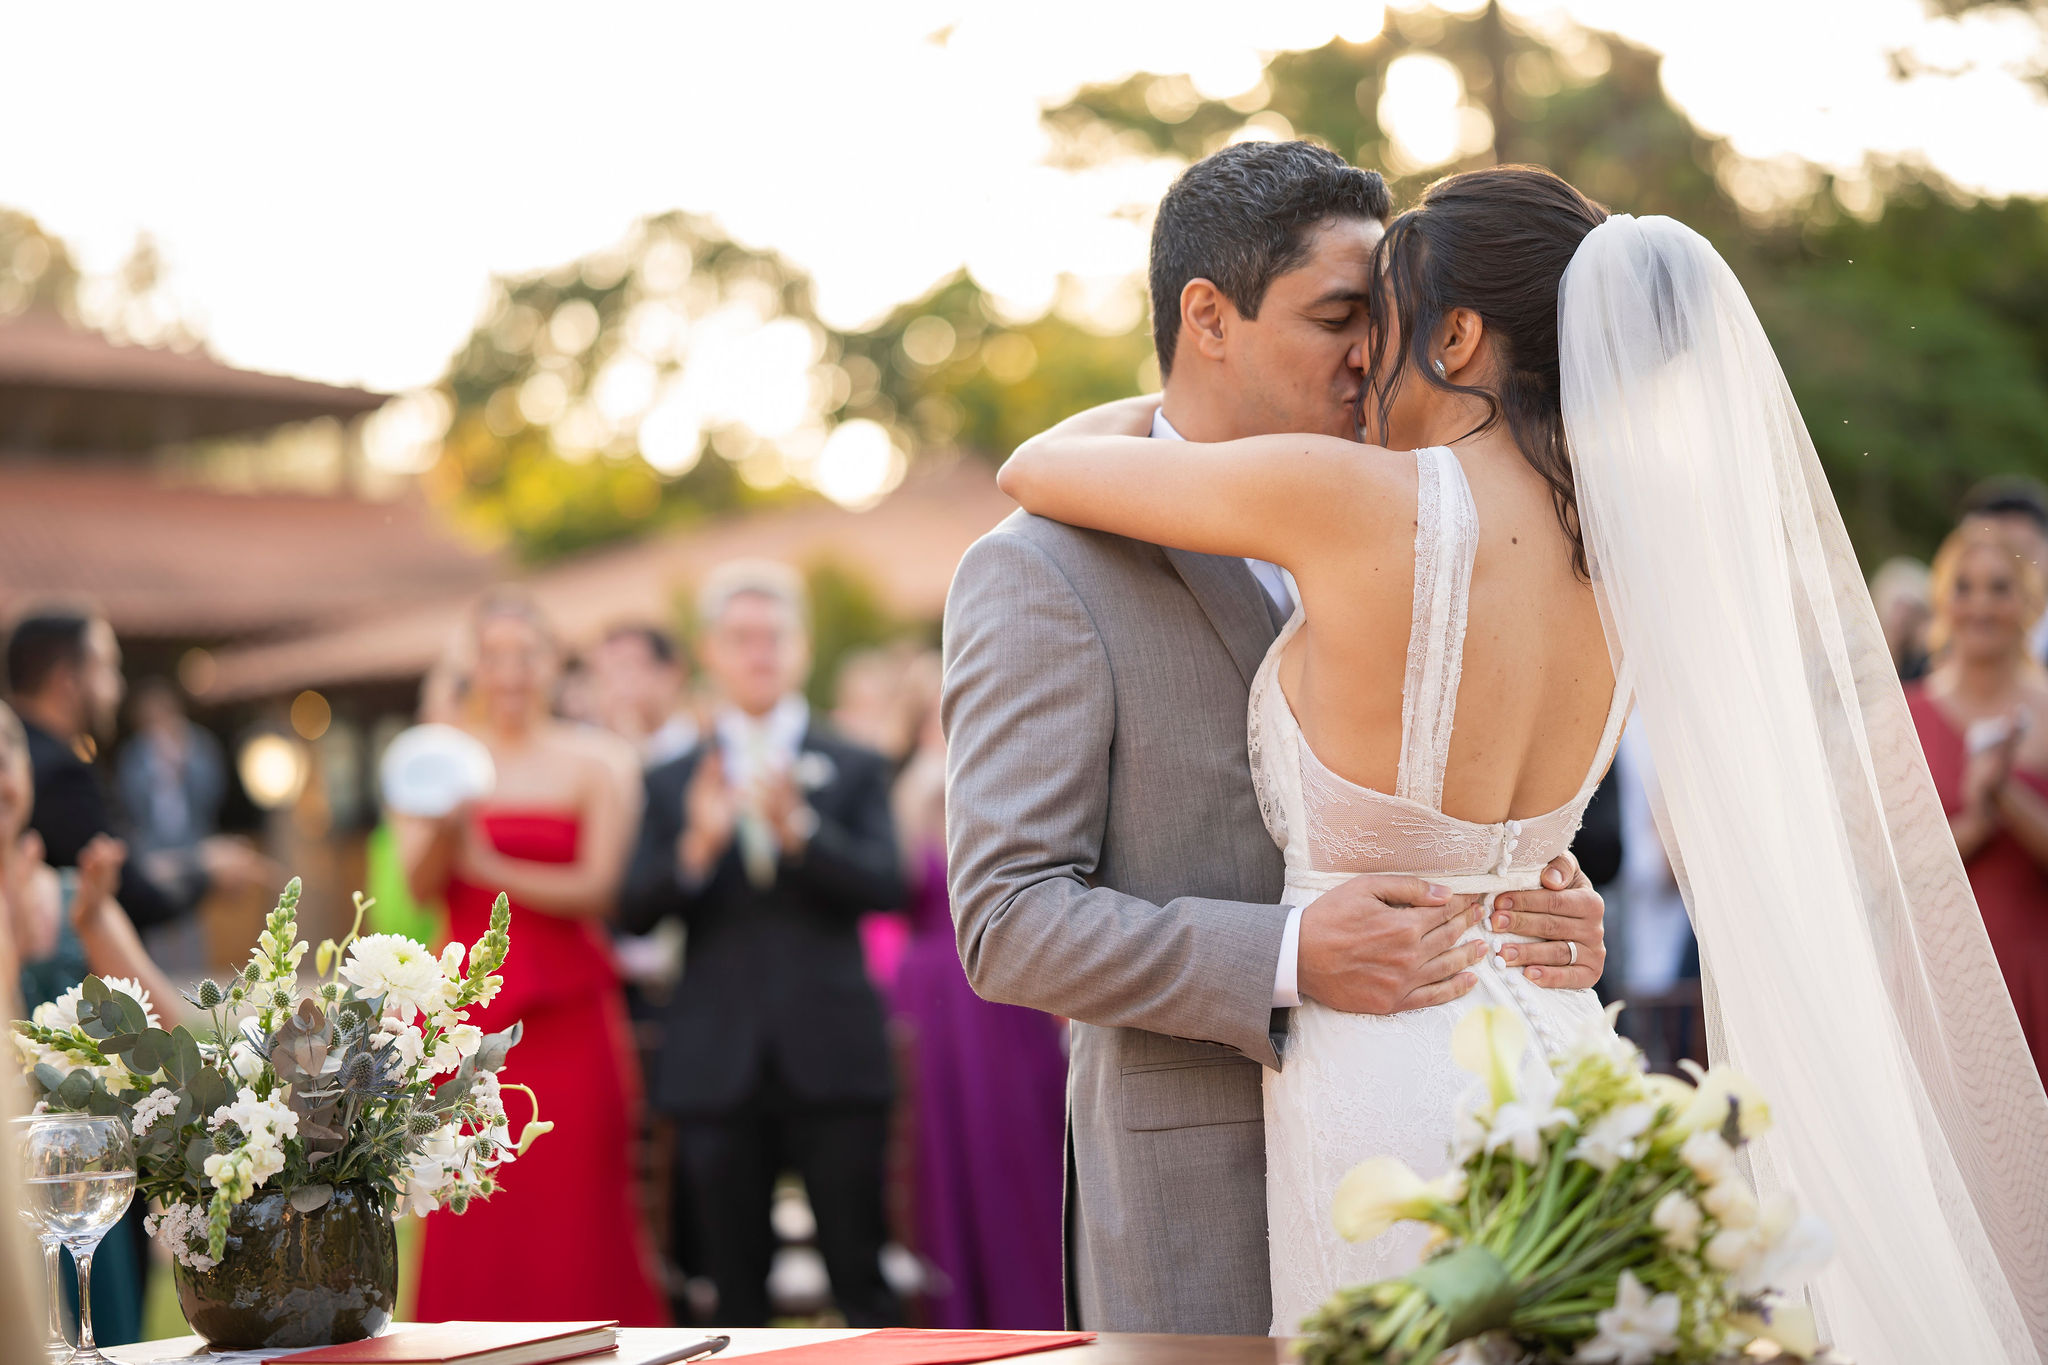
10 1116 73 1363
16 1113 136 1364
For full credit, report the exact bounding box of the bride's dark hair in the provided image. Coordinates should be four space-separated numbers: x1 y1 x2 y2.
1365 165 1608 576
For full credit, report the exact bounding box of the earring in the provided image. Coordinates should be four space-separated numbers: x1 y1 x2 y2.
1432 358 1448 377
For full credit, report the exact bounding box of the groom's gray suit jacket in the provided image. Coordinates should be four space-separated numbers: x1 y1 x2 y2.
942 510 1292 1336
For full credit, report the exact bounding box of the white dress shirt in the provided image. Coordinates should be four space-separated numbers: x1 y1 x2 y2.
1151 408 1305 1008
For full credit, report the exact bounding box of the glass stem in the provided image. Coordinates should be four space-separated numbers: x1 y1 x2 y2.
43 1242 67 1348
71 1245 96 1353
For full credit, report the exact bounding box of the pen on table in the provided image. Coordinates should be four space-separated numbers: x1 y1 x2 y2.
637 1335 731 1365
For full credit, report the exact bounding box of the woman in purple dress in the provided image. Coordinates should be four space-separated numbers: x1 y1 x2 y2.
889 692 1067 1329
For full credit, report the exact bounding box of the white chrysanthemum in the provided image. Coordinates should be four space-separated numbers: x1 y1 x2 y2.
340 934 446 1020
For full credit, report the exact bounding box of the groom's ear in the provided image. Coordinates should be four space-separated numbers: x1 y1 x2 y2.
1178 278 1234 364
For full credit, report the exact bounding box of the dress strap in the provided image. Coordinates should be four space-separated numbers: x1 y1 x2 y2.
1396 446 1480 810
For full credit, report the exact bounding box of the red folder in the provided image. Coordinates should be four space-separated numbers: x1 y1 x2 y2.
266 1321 619 1365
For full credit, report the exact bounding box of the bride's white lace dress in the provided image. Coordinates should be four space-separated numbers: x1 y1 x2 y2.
1250 444 1631 1334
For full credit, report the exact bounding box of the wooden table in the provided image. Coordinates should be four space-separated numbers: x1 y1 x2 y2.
111 1326 1295 1364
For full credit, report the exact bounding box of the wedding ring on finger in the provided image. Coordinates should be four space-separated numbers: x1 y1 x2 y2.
1567 940 1579 967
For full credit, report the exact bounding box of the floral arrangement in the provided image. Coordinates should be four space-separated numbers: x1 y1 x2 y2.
1304 1005 1835 1365
11 879 547 1270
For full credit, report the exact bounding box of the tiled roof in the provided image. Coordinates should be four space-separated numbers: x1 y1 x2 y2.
0 312 387 449
202 461 1016 701
0 464 505 640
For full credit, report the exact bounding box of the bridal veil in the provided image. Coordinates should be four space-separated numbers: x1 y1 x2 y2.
1559 214 2048 1363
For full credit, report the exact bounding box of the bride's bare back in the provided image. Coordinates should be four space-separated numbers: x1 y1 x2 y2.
1277 435 1615 825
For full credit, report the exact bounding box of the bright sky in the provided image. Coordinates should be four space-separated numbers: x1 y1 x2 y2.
4 0 2043 399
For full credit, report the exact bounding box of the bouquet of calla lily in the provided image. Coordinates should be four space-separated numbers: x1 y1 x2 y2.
10 878 548 1270
1303 1005 1837 1365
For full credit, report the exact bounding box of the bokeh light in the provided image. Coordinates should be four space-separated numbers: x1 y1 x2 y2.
815 420 907 510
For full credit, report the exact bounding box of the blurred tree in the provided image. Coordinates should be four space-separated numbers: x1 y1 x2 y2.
429 211 824 561
1041 7 2048 566
834 271 1154 461
0 209 81 319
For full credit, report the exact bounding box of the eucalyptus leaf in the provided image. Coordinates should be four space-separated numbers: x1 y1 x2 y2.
32 1062 67 1096
54 1069 92 1109
80 976 110 1006
111 992 148 1036
128 1027 173 1076
189 1067 231 1115
473 1021 522 1074
83 1087 122 1118
167 1028 204 1085
287 1183 333 1213
185 1136 211 1176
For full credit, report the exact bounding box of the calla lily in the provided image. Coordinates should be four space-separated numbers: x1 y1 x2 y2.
1331 1156 1439 1243
1452 1005 1528 1110
1676 1061 1772 1139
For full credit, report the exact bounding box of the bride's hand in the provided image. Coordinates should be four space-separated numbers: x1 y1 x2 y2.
1490 852 1607 990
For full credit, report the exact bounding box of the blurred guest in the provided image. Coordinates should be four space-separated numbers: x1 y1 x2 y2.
115 679 224 892
1871 557 1934 682
830 645 928 770
592 623 699 769
0 700 175 1347
831 648 939 992
621 562 905 1328
1906 522 2048 1084
1962 476 2048 664
887 682 1066 1329
400 589 667 1326
1608 727 1702 1070
5 609 183 930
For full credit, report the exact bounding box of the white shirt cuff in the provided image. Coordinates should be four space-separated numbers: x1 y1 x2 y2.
1273 903 1305 1008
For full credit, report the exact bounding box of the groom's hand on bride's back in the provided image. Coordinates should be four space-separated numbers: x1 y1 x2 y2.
1488 854 1608 992
1297 876 1488 1015
1297 854 1604 1013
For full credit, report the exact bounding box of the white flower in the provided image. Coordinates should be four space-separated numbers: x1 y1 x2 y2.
1331 1157 1438 1244
378 1018 426 1070
1679 1130 1736 1184
1569 1103 1655 1172
1704 1225 1757 1272
1651 1191 1703 1252
439 942 466 979
1731 1300 1821 1357
446 1024 483 1061
340 934 446 1020
1565 1002 1642 1074
1730 1195 1833 1295
1452 1005 1529 1111
130 1089 180 1136
1675 1061 1772 1139
143 1202 219 1272
1701 1177 1759 1229
1478 1061 1573 1165
1573 1270 1681 1365
227 1040 268 1083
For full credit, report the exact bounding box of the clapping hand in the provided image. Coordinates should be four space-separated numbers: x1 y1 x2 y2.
678 751 740 882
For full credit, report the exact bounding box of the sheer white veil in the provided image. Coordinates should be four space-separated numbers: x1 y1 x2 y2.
1559 214 2048 1363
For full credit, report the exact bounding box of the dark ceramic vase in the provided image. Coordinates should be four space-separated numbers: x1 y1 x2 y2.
172 1183 397 1349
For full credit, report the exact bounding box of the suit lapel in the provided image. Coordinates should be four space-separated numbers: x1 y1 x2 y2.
1162 547 1283 690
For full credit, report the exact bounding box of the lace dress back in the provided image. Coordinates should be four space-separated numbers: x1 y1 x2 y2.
1251 446 1631 1334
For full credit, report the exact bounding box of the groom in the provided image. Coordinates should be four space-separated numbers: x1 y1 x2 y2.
942 142 1608 1336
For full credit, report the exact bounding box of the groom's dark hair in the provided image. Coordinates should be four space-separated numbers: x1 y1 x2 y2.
1149 141 1390 375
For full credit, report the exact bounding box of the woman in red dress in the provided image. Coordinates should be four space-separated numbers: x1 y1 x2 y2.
401 590 667 1325
1906 521 2048 1087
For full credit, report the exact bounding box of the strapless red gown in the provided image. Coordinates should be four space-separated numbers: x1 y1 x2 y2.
415 810 669 1325
1907 687 2048 1089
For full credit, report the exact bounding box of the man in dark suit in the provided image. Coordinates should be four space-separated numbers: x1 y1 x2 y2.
620 562 904 1329
5 608 183 930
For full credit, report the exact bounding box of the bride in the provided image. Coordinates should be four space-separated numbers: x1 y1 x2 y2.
997 166 2048 1363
